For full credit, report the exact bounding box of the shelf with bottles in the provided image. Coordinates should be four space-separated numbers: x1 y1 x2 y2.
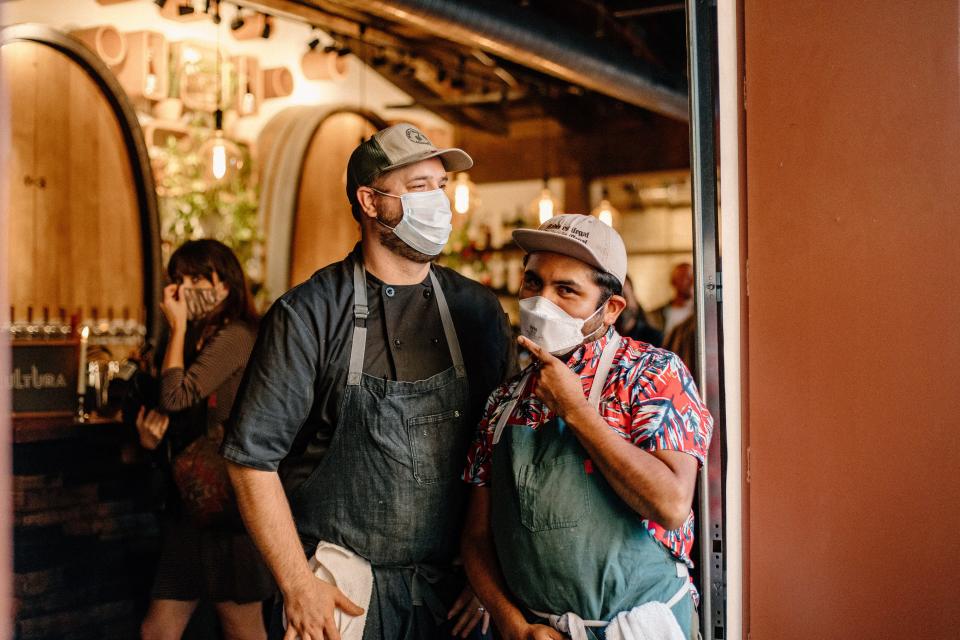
439 203 532 292
6 305 149 423
7 305 146 352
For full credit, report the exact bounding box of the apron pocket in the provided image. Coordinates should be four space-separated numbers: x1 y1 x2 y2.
408 409 463 485
517 455 587 531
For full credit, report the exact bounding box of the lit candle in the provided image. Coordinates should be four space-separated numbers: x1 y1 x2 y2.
77 325 89 395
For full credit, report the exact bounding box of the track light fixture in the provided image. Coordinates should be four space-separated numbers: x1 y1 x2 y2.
371 48 388 67
205 0 221 24
154 0 167 7
230 8 245 31
261 16 272 39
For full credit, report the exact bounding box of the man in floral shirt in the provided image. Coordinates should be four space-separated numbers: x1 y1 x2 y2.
461 214 713 640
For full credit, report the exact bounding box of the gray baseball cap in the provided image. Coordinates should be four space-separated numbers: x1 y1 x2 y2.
513 214 628 285
346 123 473 205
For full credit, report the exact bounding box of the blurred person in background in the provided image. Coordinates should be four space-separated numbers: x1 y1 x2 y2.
615 274 664 347
649 263 694 339
136 239 273 640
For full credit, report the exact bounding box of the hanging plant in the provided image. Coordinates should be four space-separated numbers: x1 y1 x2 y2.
151 113 267 305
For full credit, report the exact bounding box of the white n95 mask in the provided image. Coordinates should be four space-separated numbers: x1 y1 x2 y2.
519 296 606 355
372 188 453 256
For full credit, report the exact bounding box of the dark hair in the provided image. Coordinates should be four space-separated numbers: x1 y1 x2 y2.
167 239 259 343
348 172 387 222
593 268 623 305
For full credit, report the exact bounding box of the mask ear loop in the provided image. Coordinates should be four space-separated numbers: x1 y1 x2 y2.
365 186 403 232
582 296 611 343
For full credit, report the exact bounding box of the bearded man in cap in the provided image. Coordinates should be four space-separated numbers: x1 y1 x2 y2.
223 124 511 640
461 215 713 640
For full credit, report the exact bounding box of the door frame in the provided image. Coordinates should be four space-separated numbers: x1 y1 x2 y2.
686 1 745 639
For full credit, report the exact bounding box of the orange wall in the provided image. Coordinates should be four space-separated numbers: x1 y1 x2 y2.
744 2 960 638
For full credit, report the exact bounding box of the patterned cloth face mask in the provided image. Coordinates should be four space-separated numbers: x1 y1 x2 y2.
370 188 453 256
182 287 224 320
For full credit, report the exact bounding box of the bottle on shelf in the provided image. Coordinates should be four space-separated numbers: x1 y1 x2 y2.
58 308 72 340
41 306 59 340
25 306 41 340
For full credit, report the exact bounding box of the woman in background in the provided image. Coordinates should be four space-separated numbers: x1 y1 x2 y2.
136 239 273 640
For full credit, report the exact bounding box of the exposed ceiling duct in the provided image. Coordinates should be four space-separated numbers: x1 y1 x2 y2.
333 0 690 121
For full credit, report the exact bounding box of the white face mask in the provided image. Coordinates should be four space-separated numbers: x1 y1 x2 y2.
371 187 453 256
519 296 607 355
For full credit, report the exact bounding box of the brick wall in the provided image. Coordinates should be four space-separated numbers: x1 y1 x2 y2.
13 419 162 640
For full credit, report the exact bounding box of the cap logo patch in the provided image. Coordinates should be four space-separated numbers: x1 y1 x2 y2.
405 127 430 145
545 220 590 244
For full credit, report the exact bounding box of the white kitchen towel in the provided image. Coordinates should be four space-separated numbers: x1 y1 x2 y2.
604 601 686 640
283 541 373 640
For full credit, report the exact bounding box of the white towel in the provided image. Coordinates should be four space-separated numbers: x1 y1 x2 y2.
283 541 373 640
604 601 686 640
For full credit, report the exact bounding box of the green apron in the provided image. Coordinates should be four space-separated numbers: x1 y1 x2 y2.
490 332 695 640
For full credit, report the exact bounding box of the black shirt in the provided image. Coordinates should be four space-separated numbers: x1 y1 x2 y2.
222 246 513 492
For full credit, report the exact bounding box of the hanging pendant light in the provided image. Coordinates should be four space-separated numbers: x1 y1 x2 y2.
530 120 558 224
591 185 620 228
200 109 243 182
452 172 477 214
200 15 242 184
531 178 558 224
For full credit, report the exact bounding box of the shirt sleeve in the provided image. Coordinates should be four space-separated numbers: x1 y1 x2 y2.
627 351 713 465
462 380 517 487
221 298 320 471
158 324 254 413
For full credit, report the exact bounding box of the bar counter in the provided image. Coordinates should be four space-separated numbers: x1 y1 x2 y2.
13 415 162 640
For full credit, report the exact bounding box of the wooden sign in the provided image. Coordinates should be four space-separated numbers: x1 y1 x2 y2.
7 340 80 417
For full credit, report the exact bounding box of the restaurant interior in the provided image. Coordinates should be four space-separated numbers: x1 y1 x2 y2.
2 1 704 638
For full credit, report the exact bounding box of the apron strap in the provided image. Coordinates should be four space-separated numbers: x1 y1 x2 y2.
529 609 605 640
493 331 620 445
587 330 620 410
348 258 465 386
492 371 531 445
530 565 690 640
348 259 369 386
429 269 466 379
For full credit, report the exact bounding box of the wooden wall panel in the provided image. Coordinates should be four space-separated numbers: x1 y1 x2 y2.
4 41 143 322
743 1 960 638
6 42 36 309
289 112 373 286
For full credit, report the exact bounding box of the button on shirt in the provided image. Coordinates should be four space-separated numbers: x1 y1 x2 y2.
463 327 713 569
222 246 513 494
361 271 452 381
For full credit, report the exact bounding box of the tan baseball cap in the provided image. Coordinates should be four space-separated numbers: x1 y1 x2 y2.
346 123 473 204
513 214 628 285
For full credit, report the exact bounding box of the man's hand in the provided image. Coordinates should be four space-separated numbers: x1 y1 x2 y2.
282 575 364 640
135 406 169 450
518 336 590 419
447 584 491 637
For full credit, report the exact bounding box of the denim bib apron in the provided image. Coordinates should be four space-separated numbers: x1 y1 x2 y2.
286 257 472 640
490 332 695 640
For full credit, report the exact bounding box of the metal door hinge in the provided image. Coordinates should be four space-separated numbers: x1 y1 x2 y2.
706 272 723 303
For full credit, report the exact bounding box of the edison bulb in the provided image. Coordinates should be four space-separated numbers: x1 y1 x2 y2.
453 173 476 214
145 73 158 96
200 132 243 184
212 141 227 179
591 196 621 228
241 91 256 115
537 189 556 223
